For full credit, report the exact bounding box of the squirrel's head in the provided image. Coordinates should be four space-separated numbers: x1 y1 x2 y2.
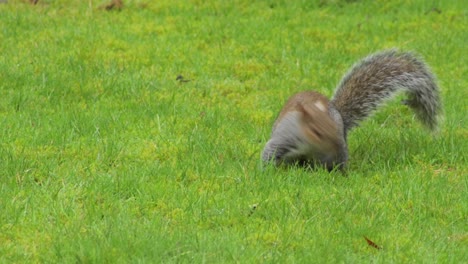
262 102 342 169
297 102 341 156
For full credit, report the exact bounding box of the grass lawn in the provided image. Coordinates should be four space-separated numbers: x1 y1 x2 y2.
0 0 466 262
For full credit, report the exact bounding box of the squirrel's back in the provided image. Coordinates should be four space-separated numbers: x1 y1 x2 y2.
331 50 442 133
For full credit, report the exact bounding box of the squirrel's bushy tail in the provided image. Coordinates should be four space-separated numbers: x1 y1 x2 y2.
331 50 442 133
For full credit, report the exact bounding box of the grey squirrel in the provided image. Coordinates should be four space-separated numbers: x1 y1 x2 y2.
262 50 442 170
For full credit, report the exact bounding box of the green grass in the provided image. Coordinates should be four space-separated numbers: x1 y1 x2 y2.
0 0 466 262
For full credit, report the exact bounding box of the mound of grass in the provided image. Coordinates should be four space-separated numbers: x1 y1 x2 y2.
0 0 466 262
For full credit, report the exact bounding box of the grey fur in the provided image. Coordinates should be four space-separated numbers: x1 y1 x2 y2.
327 103 348 168
331 50 442 133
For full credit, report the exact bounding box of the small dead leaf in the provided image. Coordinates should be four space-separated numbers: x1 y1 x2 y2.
176 75 191 83
364 236 382 250
100 0 123 11
425 7 442 15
